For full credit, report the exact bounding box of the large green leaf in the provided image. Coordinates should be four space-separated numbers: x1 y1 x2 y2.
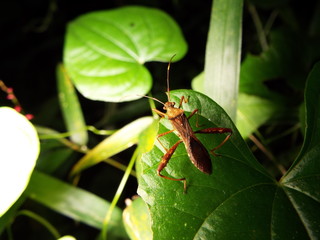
64 6 187 102
137 88 319 239
0 107 40 217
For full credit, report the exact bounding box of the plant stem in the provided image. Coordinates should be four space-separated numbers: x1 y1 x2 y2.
99 149 138 239
17 210 60 239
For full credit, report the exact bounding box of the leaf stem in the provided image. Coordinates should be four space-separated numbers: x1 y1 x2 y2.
16 210 60 239
247 3 269 51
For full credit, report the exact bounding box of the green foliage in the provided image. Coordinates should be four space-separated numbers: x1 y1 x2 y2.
27 171 127 237
123 197 152 240
138 85 320 239
70 116 153 177
1 1 320 240
64 6 187 102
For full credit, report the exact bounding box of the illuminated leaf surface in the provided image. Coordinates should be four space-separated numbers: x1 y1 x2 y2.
71 116 153 176
0 107 39 217
192 73 278 138
236 93 278 138
64 6 187 102
123 197 152 240
204 0 243 120
137 88 320 239
57 63 88 146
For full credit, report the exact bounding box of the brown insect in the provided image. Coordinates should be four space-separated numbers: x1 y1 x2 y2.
147 57 232 193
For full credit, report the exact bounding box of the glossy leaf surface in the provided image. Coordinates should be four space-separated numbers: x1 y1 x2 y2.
64 6 187 102
137 88 320 239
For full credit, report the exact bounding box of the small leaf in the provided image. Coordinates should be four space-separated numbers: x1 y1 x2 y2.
0 107 39 217
123 197 152 240
193 73 278 138
70 116 153 176
64 6 187 102
57 63 88 146
240 30 304 99
236 93 278 138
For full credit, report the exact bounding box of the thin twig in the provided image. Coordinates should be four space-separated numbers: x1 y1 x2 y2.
249 134 286 175
248 3 269 51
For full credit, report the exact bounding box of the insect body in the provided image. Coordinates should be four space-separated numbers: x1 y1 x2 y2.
148 57 232 193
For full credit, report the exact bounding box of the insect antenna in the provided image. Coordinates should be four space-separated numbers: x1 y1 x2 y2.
166 55 176 102
141 95 165 106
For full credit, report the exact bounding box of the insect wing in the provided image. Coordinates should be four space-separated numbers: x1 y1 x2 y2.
187 136 212 174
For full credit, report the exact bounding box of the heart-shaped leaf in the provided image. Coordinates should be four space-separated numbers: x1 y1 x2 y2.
64 6 187 102
137 87 320 239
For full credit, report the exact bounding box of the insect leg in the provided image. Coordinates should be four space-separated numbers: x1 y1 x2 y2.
156 129 175 151
187 109 198 120
157 139 187 193
187 109 205 128
195 128 232 156
152 108 167 118
178 96 189 108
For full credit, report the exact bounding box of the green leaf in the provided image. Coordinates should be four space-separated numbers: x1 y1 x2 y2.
191 71 204 93
279 63 320 239
123 197 152 240
27 171 127 239
203 0 243 120
137 89 320 239
70 116 153 176
0 107 40 217
236 93 278 138
57 63 88 146
193 74 278 138
240 30 304 99
290 62 320 165
64 6 187 102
